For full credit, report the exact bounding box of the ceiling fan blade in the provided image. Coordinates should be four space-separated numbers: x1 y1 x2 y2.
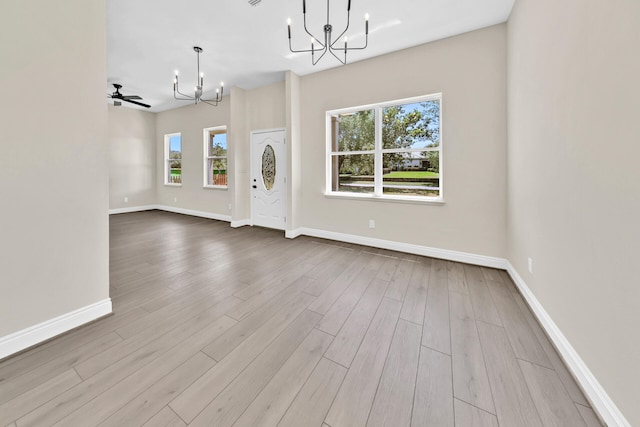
122 98 151 108
122 95 143 100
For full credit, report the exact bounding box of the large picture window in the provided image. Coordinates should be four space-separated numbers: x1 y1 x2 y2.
164 133 182 185
203 126 227 188
327 94 441 201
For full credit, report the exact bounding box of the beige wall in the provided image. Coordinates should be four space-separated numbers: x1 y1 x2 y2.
286 72 303 232
0 0 109 335
108 105 157 210
246 81 286 132
507 0 640 424
155 99 232 216
229 87 249 221
151 82 286 221
231 82 287 222
298 25 508 258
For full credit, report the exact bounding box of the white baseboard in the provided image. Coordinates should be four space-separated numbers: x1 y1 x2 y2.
0 298 112 360
291 227 507 269
231 219 252 228
156 205 231 222
285 228 303 239
109 205 231 223
103 207 630 425
108 205 156 215
506 263 630 427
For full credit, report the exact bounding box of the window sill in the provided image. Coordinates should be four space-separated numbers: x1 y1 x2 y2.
324 192 445 206
203 185 228 190
164 183 182 187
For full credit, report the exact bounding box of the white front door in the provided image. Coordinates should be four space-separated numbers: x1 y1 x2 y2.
251 129 286 230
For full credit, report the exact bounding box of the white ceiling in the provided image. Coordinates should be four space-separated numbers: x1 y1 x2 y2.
107 0 514 112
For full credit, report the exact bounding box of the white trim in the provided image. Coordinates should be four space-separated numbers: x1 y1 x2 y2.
108 205 157 215
203 125 228 187
105 205 630 426
164 132 182 186
291 227 506 269
285 228 303 239
506 262 631 427
326 93 443 116
326 93 443 202
157 205 231 222
0 299 112 360
109 205 231 223
323 192 445 205
231 219 252 228
250 127 288 135
250 128 287 230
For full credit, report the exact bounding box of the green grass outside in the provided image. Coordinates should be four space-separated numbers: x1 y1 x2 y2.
383 171 439 178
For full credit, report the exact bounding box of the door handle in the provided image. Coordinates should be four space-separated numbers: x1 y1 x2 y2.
252 185 257 189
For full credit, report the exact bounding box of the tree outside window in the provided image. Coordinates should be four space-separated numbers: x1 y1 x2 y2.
328 95 441 199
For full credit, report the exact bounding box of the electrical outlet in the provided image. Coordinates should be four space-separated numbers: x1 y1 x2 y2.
228 204 232 210
528 257 533 274
124 196 128 203
369 219 375 229
174 197 177 203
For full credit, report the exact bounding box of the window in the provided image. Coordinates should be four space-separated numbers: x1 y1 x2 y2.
203 126 228 188
164 133 182 185
327 94 441 201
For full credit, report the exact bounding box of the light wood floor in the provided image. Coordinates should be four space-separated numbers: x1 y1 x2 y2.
0 211 604 427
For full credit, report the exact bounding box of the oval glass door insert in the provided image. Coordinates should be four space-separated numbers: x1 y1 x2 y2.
262 144 276 190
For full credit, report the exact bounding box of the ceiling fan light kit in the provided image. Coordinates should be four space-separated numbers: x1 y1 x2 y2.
287 0 369 65
173 46 224 106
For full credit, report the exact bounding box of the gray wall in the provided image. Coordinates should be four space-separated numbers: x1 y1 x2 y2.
0 0 109 335
507 0 640 423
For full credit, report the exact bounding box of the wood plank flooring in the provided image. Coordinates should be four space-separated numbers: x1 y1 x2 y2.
0 211 603 426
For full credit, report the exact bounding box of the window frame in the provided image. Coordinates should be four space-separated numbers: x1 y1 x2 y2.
164 132 182 187
325 93 443 204
203 125 228 189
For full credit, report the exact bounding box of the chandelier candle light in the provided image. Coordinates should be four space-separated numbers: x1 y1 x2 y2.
287 0 369 65
173 46 224 106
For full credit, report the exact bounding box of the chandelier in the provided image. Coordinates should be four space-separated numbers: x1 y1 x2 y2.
287 0 369 65
173 46 224 106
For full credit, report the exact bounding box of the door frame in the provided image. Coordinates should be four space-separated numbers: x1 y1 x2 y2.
249 128 287 230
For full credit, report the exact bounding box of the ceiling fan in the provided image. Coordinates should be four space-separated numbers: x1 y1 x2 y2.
108 84 150 108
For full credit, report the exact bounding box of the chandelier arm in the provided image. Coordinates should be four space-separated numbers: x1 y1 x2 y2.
288 0 367 65
330 10 352 48
302 11 326 48
201 86 223 103
200 99 220 106
172 46 223 107
175 87 194 99
289 37 317 53
174 81 194 99
174 92 195 101
331 32 368 51
312 45 329 65
200 94 222 103
328 47 347 65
